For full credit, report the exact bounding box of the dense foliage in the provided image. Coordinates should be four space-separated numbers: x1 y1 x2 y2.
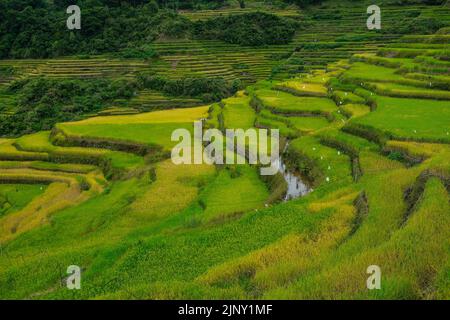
0 0 190 59
0 1 303 59
0 77 137 136
193 12 298 46
138 74 242 102
385 17 446 34
155 0 227 10
0 73 243 136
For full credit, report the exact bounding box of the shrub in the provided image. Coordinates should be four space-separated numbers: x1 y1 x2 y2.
193 12 298 46
387 151 405 162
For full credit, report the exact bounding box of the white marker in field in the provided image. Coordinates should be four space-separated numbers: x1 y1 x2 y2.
367 5 381 30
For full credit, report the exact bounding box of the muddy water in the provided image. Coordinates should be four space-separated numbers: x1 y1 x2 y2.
278 143 312 201
278 158 311 201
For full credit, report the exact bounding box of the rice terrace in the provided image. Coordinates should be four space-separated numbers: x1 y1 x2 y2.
0 0 449 302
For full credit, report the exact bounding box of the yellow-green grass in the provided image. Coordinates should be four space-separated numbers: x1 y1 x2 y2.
0 171 74 186
256 115 298 138
66 106 209 125
197 165 270 223
367 82 450 100
359 151 405 175
275 80 328 97
180 3 301 21
0 139 48 161
268 178 449 299
222 94 256 129
404 72 450 87
0 160 96 174
0 161 30 169
352 53 416 69
125 159 216 223
28 162 97 174
58 122 194 150
255 88 337 115
56 106 210 151
385 140 450 160
286 116 330 133
303 71 331 84
206 103 221 129
288 136 353 186
332 90 366 105
0 167 105 191
1 11 450 299
15 131 144 170
0 184 46 217
341 104 371 118
352 96 450 143
198 188 358 291
350 52 450 83
318 129 380 153
342 62 421 85
0 182 83 243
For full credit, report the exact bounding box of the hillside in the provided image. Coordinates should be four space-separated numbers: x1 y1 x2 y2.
0 0 449 300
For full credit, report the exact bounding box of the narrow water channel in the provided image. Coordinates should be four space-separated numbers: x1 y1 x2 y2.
279 143 311 201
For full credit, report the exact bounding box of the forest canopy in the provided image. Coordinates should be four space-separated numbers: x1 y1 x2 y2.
0 1 300 58
193 12 298 46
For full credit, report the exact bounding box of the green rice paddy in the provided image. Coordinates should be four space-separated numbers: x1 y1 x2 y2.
0 0 449 301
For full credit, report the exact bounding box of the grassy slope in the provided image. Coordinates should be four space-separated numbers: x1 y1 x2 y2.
0 1 449 300
0 184 46 217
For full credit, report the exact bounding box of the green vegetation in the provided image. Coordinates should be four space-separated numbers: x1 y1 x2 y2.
253 88 337 117
192 12 298 46
352 96 450 143
0 184 46 217
0 77 138 136
138 74 242 102
0 0 448 301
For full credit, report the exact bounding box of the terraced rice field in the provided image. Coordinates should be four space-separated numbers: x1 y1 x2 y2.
2 2 447 116
180 0 302 21
0 0 449 301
